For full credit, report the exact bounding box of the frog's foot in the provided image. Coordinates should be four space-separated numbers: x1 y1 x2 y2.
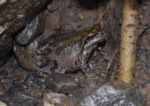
37 68 51 78
81 64 92 76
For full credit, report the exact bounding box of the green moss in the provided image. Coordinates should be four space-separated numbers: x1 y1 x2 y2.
66 39 72 45
56 26 100 46
92 28 97 33
79 27 93 38
79 27 99 37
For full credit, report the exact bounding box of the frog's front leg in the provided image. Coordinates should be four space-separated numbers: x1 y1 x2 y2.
37 59 58 77
81 45 97 64
97 46 105 55
81 64 91 73
37 66 51 78
79 45 97 75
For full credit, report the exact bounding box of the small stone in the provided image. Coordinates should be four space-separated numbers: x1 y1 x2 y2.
0 23 10 35
13 40 39 71
17 14 24 19
10 0 17 3
43 92 68 106
0 100 7 106
24 72 38 87
8 86 34 103
0 0 7 6
0 85 5 95
79 81 144 106
0 0 48 66
46 73 80 94
15 12 45 45
77 13 84 20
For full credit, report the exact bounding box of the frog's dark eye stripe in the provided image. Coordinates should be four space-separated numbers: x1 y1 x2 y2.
88 32 101 37
80 31 103 54
87 32 102 40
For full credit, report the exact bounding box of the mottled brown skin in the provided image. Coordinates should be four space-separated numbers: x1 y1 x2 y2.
42 32 105 74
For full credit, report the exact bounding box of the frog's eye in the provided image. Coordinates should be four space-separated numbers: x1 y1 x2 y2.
87 32 102 38
86 33 95 41
88 33 94 37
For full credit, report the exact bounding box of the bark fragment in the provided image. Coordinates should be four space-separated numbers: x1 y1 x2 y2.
119 0 138 83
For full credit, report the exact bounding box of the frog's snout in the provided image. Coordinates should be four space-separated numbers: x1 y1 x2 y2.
96 32 105 38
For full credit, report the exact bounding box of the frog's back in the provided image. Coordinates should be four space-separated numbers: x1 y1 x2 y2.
50 43 81 73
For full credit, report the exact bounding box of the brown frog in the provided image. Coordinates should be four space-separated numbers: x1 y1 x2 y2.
39 30 105 74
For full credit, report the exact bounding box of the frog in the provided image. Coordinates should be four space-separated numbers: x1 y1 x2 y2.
38 27 105 75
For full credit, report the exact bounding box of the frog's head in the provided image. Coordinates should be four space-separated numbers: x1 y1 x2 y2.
83 32 105 50
80 32 105 64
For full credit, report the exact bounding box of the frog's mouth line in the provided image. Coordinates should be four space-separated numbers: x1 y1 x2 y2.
84 33 105 49
84 37 104 49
